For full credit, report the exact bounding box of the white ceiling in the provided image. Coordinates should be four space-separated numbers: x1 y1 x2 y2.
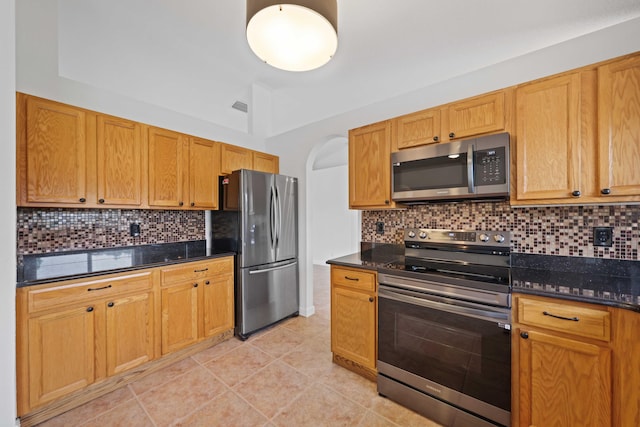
44 0 640 139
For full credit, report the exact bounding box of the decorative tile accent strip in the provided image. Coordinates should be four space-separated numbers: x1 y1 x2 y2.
362 202 640 260
17 208 205 255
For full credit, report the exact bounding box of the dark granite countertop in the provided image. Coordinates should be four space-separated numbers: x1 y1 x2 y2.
327 244 640 312
17 240 235 287
511 253 640 312
326 243 404 271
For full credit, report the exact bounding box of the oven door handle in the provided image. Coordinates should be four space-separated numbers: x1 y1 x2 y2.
379 286 510 325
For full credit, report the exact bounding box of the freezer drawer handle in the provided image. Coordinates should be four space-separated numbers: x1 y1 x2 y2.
249 261 298 275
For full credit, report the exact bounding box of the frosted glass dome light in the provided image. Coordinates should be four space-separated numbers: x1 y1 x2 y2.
246 1 338 72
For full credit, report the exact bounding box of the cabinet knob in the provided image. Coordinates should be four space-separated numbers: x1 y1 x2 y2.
369 297 374 302
384 200 390 205
79 198 86 203
520 332 529 339
107 302 114 307
571 190 581 197
190 202 195 207
601 188 611 195
449 132 455 138
193 283 198 287
205 280 210 285
86 306 94 312
179 201 184 206
433 136 439 142
98 198 105 204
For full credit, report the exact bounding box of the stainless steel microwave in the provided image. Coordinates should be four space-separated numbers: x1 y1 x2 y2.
391 132 510 203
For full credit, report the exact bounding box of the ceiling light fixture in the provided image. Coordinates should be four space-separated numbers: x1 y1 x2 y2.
246 0 338 72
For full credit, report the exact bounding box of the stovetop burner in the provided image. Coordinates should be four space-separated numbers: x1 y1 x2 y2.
401 228 512 285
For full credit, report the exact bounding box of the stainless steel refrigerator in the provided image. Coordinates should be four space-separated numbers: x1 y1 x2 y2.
209 169 299 340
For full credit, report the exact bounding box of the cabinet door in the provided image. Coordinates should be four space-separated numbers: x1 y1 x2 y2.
105 292 155 376
161 282 199 354
445 91 505 140
348 121 394 209
253 151 279 174
220 144 253 175
201 274 234 338
598 55 640 197
24 97 88 205
189 138 219 209
518 329 611 427
395 108 441 149
96 115 143 206
515 73 582 201
331 286 376 369
28 305 95 408
148 127 186 207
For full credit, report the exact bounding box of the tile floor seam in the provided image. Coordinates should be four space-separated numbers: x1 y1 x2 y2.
165 385 235 427
130 388 160 427
260 379 320 426
226 386 281 424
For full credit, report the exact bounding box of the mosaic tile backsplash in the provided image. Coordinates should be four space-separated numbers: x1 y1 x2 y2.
17 208 205 255
362 202 640 260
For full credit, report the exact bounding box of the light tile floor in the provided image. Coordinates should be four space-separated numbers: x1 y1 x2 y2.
37 265 440 427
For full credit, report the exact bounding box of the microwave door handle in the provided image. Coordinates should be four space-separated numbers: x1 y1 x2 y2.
467 144 475 193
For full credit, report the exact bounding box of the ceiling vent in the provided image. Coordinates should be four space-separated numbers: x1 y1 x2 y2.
232 101 248 113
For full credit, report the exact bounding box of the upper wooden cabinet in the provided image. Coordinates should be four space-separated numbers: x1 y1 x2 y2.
444 90 507 141
394 108 442 149
513 52 640 205
188 137 220 209
252 151 279 174
96 115 144 207
147 126 187 208
349 120 397 209
597 54 640 198
220 143 253 175
514 72 585 201
392 90 510 150
16 93 279 210
18 95 89 206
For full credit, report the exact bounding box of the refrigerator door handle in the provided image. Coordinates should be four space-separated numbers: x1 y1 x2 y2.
269 186 276 249
275 184 281 247
248 261 298 275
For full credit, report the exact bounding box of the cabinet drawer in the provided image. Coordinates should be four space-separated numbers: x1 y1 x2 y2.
160 257 233 286
331 266 376 293
517 297 611 342
27 271 153 314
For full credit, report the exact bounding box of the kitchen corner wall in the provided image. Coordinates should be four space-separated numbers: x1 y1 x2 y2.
362 202 640 260
17 208 205 255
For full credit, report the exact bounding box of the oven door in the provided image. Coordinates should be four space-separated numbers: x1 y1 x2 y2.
378 284 511 426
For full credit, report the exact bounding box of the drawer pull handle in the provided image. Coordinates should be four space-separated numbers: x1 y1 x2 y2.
345 276 359 281
87 284 112 292
543 311 579 322
194 268 209 273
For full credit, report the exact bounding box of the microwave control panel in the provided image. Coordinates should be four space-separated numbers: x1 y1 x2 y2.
474 147 506 185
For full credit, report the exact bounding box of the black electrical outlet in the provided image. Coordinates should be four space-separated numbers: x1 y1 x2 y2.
593 227 613 247
130 223 141 237
376 222 384 235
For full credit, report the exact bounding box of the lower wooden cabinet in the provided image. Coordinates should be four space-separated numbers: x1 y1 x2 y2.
330 265 377 380
160 257 234 354
17 270 155 414
512 294 640 427
16 256 235 419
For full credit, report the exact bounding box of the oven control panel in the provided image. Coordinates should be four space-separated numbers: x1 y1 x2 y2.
405 228 511 248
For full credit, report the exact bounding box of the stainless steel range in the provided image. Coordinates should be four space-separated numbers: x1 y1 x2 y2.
377 228 511 427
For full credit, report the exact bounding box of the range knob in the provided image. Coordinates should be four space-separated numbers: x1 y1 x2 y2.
408 231 416 238
493 234 505 243
479 233 490 242
419 231 428 239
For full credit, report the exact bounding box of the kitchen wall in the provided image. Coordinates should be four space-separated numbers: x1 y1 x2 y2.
362 202 640 260
17 208 205 255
